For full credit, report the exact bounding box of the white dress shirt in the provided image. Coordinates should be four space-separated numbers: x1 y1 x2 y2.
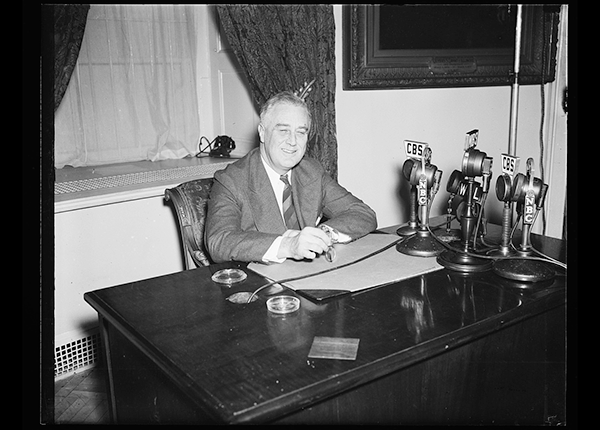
259 154 350 263
260 155 291 263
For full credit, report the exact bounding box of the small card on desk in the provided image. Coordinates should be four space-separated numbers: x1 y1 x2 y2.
308 336 360 361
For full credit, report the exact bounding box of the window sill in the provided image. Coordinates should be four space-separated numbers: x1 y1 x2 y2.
54 156 237 213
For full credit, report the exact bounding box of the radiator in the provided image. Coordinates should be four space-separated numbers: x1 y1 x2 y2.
54 328 101 378
55 162 231 195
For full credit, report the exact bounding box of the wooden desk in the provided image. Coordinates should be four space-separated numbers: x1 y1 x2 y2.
84 227 566 425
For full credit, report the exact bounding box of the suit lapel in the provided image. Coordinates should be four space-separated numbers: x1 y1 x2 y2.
245 149 321 232
292 162 320 228
247 150 287 234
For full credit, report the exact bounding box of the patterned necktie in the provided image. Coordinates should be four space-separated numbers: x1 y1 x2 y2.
280 174 300 230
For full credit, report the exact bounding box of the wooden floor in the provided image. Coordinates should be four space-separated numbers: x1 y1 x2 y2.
54 365 110 424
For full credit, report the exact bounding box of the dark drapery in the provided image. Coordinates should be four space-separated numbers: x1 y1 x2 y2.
53 4 90 113
216 5 339 179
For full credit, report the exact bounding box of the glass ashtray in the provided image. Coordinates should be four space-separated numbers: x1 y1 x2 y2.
266 296 300 314
211 268 247 285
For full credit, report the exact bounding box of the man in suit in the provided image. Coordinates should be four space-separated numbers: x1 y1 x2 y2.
205 91 377 264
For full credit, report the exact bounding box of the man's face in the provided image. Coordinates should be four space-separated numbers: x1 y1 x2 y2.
259 102 309 175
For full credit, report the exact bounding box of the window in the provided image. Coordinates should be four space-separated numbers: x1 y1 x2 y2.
55 5 200 168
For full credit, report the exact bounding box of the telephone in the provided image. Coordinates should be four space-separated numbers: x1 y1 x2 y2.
209 135 236 158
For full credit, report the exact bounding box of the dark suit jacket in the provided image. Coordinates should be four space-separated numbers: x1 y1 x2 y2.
205 147 377 263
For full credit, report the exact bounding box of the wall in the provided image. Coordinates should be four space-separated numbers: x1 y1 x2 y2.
54 195 184 346
333 5 567 238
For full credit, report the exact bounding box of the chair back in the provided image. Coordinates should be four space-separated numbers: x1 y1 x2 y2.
165 178 214 269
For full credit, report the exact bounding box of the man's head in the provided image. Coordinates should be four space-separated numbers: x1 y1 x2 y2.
258 91 312 175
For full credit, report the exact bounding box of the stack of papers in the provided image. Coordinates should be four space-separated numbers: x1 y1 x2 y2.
247 233 443 299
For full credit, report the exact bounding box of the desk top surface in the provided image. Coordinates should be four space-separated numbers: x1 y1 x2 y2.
84 226 566 424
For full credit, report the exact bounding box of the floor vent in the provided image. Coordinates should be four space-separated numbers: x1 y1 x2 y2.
55 332 101 378
55 162 230 195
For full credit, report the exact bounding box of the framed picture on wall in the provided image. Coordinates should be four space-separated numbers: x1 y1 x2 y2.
343 5 560 90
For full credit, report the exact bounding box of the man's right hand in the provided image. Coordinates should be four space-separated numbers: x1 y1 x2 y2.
277 226 332 261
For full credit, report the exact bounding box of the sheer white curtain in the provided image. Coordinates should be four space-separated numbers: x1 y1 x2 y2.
55 5 200 168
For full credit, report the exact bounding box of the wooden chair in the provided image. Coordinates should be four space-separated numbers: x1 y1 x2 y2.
165 178 214 269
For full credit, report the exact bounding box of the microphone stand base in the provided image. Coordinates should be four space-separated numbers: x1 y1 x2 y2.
432 227 462 243
487 245 515 258
437 249 493 273
396 230 445 257
396 224 418 237
492 258 555 283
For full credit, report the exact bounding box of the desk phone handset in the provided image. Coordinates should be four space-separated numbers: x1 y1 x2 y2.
209 135 236 158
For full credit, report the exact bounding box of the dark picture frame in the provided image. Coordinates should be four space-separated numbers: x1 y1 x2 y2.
343 5 560 90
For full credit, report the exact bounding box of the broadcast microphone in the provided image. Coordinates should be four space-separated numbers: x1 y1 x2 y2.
434 169 463 243
436 130 493 273
396 142 445 257
488 154 521 257
511 170 544 253
475 156 493 242
396 158 419 237
492 158 555 283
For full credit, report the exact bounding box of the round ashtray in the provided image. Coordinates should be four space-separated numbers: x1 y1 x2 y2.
266 296 300 314
211 268 247 285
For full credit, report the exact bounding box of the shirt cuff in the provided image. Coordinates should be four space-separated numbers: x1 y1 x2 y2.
262 235 286 264
336 231 352 243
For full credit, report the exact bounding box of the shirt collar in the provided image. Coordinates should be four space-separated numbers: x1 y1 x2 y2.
260 154 292 185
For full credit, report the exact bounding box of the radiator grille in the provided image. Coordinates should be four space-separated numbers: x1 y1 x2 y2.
55 163 229 195
55 332 101 377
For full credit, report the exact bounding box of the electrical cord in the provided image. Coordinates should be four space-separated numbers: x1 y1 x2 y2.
477 209 499 249
445 191 490 250
507 238 567 271
530 244 566 269
245 235 407 303
245 169 442 304
426 224 496 261
472 192 488 250
506 209 566 270
244 175 564 304
510 212 521 244
244 205 453 304
427 211 567 270
537 6 555 237
423 167 563 271
195 136 216 157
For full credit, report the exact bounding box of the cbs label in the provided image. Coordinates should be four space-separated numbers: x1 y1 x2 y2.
501 153 520 176
404 140 429 159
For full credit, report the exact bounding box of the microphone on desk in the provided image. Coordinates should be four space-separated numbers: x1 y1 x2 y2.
396 143 446 258
436 130 494 273
487 153 522 257
492 158 555 283
396 158 420 237
435 170 466 243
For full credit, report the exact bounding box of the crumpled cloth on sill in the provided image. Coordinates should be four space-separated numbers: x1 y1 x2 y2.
148 140 194 162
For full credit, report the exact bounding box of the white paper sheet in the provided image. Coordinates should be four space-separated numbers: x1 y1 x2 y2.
247 233 443 294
